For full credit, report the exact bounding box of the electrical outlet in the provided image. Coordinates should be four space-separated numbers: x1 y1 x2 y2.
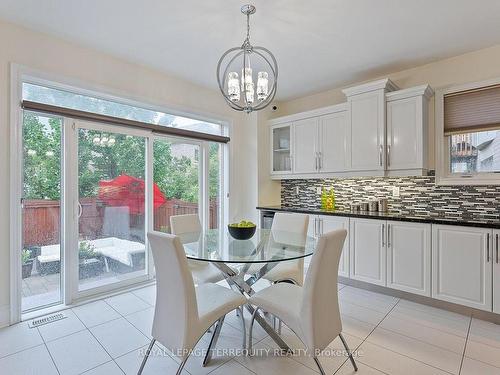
316 187 322 194
392 186 400 198
295 186 299 195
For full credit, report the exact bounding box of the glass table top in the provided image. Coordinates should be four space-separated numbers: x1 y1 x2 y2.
178 228 316 263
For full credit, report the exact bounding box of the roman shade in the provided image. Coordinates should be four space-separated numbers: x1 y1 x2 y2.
444 84 500 135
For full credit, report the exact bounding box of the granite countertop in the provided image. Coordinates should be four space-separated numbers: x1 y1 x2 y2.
257 205 500 229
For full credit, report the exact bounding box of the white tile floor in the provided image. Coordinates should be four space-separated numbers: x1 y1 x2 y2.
2 282 500 374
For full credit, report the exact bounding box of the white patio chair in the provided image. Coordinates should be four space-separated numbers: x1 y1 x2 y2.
248 229 358 374
139 232 246 375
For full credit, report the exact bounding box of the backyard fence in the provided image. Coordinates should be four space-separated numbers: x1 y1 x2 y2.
22 198 219 247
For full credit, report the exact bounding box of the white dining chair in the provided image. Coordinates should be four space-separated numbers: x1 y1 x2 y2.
262 212 309 286
247 229 358 374
170 214 225 284
139 232 246 375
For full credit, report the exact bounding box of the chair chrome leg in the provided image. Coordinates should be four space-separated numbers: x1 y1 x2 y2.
238 307 246 350
176 355 189 375
248 307 259 355
313 356 326 375
137 338 156 375
339 333 358 372
203 316 225 367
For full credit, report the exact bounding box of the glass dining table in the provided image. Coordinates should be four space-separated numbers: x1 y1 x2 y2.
177 228 317 353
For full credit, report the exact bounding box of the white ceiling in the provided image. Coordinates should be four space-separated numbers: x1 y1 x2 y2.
2 0 500 100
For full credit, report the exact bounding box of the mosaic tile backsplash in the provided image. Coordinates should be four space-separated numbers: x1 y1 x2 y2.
281 175 500 221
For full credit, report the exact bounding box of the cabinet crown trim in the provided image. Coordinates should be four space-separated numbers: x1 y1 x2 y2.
342 78 399 97
386 84 434 101
268 103 347 126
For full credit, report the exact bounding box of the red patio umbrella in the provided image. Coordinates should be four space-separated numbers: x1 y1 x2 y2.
98 173 166 215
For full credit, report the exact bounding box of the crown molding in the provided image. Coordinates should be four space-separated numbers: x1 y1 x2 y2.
386 84 434 101
342 78 399 97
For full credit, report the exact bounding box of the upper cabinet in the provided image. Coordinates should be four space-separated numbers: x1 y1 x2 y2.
292 117 319 174
343 79 398 174
270 123 293 175
386 85 434 175
269 79 433 179
270 104 348 177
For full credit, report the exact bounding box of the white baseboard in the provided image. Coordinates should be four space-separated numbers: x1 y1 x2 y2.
0 304 10 328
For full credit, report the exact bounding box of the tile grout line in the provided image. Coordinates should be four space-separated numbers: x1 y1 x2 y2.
36 326 61 375
333 298 401 375
458 316 472 375
70 308 118 371
355 298 460 375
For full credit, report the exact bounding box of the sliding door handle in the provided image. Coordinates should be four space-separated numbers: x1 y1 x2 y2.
379 145 383 166
387 145 391 167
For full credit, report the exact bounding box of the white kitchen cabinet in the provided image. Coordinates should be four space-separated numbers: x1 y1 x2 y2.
270 123 293 176
349 218 386 286
432 225 492 311
386 85 433 175
494 229 500 313
318 216 350 277
343 79 397 174
306 215 350 277
386 221 431 296
293 118 318 174
319 112 350 172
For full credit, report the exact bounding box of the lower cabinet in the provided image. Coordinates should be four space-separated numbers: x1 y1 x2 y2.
386 221 431 296
494 229 500 314
309 215 350 277
432 225 492 311
270 210 500 314
320 216 350 277
349 218 386 286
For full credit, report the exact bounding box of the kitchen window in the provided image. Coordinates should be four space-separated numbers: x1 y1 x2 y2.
436 78 500 184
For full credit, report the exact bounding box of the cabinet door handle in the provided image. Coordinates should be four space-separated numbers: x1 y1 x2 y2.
318 152 322 170
496 234 499 264
487 233 490 263
387 145 391 167
382 224 385 247
387 224 391 247
379 145 383 166
315 152 318 171
320 218 323 235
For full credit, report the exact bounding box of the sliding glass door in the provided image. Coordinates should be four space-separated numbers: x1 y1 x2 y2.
17 81 227 318
75 123 148 293
21 112 63 312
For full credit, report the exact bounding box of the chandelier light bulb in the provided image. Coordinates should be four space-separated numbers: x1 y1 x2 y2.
257 71 269 101
245 82 255 104
227 72 240 102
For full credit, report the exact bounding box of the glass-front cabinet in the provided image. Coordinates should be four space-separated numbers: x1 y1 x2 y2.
271 123 293 175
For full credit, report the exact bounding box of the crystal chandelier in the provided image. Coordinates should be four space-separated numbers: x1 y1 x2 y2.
216 4 278 113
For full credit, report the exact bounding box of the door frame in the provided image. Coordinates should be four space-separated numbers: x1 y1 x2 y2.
10 64 231 324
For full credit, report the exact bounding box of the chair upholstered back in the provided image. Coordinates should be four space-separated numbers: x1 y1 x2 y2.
170 214 202 235
271 212 309 234
147 231 199 357
300 229 347 353
269 213 309 285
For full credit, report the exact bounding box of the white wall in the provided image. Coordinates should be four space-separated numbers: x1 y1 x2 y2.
0 19 258 326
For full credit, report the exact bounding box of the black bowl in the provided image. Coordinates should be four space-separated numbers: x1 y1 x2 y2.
228 225 256 240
